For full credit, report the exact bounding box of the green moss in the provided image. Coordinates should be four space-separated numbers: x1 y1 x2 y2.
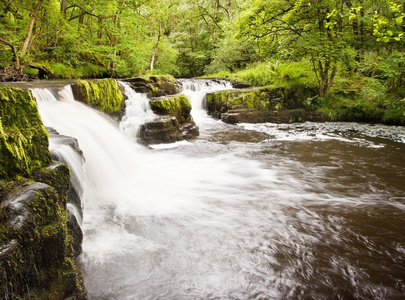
1 167 85 299
23 66 39 77
206 87 284 113
0 86 52 179
71 78 124 118
148 74 177 84
0 86 85 298
150 95 192 123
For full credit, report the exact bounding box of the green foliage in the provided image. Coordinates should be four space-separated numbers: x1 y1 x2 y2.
48 63 107 79
0 0 404 108
22 66 39 76
373 1 405 43
322 73 405 125
209 60 317 88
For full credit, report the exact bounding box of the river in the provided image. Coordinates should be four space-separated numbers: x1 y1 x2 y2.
29 80 405 299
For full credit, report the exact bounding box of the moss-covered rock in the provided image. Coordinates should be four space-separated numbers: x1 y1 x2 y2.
125 75 179 97
71 78 125 119
0 182 85 299
141 95 199 144
204 85 320 124
0 165 86 299
26 63 55 80
140 116 180 144
150 94 192 123
0 86 85 299
0 86 52 179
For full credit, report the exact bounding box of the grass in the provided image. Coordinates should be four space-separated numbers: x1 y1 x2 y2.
206 60 318 88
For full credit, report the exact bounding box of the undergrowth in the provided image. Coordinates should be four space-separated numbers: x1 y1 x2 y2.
206 60 318 88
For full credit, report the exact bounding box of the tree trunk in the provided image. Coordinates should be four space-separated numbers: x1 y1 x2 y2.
21 0 44 56
61 0 67 19
0 38 20 69
150 22 162 73
313 58 336 100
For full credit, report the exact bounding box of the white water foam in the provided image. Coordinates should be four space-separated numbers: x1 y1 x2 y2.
118 81 157 141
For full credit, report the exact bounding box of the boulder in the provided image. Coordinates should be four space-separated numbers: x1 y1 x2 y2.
204 85 324 124
71 78 125 120
140 116 179 144
140 94 199 144
150 94 192 123
124 75 179 97
0 86 85 299
0 172 86 299
140 116 199 144
0 86 52 179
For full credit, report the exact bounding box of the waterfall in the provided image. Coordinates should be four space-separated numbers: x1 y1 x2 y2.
118 81 157 142
178 78 232 122
178 78 232 93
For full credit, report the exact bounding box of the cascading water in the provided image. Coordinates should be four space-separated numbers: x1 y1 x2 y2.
119 81 157 141
178 79 232 123
32 80 405 300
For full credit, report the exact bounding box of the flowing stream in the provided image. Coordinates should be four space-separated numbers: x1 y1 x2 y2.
30 80 405 300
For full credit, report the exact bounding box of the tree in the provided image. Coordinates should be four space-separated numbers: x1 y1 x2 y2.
237 0 357 99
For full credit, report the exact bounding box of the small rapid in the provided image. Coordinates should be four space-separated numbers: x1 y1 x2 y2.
32 80 405 300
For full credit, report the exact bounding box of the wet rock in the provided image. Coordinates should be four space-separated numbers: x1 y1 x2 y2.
0 86 52 179
0 86 86 299
139 94 199 144
205 86 324 124
140 116 179 144
150 94 192 123
140 116 199 144
71 78 125 120
124 75 179 97
0 178 86 299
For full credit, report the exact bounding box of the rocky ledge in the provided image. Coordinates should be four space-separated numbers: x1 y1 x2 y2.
0 86 86 299
124 75 179 98
141 94 199 144
204 86 325 124
71 78 125 121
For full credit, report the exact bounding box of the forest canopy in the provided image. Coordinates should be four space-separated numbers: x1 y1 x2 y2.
1 0 404 100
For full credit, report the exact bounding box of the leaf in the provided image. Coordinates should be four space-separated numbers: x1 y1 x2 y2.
396 16 403 25
387 30 393 36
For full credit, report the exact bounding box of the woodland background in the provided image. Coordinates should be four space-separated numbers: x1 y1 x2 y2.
1 0 404 106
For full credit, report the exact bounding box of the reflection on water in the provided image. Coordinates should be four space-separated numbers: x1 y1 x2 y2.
32 82 405 300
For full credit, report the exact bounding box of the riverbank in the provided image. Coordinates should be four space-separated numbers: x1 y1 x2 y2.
205 62 405 127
